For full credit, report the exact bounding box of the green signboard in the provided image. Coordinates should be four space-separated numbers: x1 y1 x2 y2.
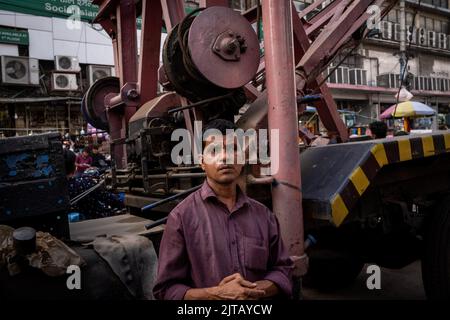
0 0 196 30
0 0 99 22
0 28 29 45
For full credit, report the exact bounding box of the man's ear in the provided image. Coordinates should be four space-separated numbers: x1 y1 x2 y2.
199 153 205 171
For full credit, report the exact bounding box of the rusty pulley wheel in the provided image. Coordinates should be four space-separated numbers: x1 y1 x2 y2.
81 77 120 131
188 6 260 89
162 8 256 121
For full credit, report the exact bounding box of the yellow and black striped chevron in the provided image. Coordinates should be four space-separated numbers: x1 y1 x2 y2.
300 131 450 227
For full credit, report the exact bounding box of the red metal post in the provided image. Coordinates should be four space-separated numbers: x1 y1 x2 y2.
161 0 185 32
110 0 138 169
291 5 349 141
261 0 306 283
138 0 163 104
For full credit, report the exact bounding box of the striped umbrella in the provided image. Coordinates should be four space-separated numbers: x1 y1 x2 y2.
380 101 436 119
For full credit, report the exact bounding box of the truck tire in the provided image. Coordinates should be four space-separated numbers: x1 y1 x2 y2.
422 195 450 300
304 248 364 290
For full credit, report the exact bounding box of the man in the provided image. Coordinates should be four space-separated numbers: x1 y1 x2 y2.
75 147 92 177
91 145 107 168
368 121 388 139
153 119 293 300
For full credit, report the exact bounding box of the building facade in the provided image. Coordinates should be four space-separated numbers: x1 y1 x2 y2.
0 0 170 137
1 1 449 137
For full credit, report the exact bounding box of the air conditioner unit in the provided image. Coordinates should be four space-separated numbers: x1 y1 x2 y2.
87 65 113 86
406 26 417 44
418 28 427 46
438 33 447 49
349 68 367 85
51 72 79 91
381 21 393 40
1 56 39 86
394 23 401 41
327 66 349 84
54 55 80 72
428 31 437 47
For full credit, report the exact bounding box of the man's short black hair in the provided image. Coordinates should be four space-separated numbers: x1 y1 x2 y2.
202 119 238 151
203 119 237 135
369 121 388 139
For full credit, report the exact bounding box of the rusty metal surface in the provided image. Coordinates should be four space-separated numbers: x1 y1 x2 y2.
188 6 260 89
138 0 163 105
262 0 305 276
161 0 185 32
291 5 349 141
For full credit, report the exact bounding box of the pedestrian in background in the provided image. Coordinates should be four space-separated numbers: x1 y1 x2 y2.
75 147 92 177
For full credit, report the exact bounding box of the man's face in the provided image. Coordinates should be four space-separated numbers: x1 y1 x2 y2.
201 135 243 185
82 151 89 157
92 148 98 154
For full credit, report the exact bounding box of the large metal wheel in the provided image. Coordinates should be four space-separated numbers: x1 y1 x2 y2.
422 195 450 300
81 76 120 131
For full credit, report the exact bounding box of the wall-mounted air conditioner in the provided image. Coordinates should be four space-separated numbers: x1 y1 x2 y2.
418 28 427 46
406 26 417 44
428 31 437 47
349 68 367 85
381 21 393 40
438 33 447 49
87 65 113 86
1 56 39 86
327 66 349 84
394 23 401 41
54 55 80 72
51 72 79 91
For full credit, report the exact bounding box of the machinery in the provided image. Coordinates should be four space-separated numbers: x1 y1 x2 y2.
1 0 450 299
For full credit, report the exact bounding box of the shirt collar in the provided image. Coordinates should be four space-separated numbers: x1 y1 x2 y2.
200 180 250 209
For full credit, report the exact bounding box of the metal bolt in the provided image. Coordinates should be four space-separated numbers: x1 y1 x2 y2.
127 89 139 100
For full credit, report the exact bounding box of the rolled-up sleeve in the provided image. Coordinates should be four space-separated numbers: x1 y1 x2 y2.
263 212 294 298
153 210 191 300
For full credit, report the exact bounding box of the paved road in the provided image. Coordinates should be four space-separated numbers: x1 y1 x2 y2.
303 260 426 300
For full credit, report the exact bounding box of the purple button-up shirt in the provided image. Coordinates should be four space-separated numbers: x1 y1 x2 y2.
153 181 293 300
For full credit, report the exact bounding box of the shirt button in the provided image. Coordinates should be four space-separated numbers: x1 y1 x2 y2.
231 240 236 245
233 267 238 272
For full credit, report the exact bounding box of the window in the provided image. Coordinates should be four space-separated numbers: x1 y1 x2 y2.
419 16 426 28
388 9 397 23
406 12 414 26
443 21 449 34
426 17 434 30
435 19 442 33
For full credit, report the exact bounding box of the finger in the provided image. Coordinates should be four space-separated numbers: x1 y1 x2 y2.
244 288 266 299
219 273 241 286
236 278 257 288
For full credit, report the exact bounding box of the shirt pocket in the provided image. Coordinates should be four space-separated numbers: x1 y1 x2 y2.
244 236 268 271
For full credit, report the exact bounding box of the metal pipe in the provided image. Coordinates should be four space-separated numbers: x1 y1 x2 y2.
262 0 306 282
141 184 202 214
120 173 206 179
144 216 168 230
